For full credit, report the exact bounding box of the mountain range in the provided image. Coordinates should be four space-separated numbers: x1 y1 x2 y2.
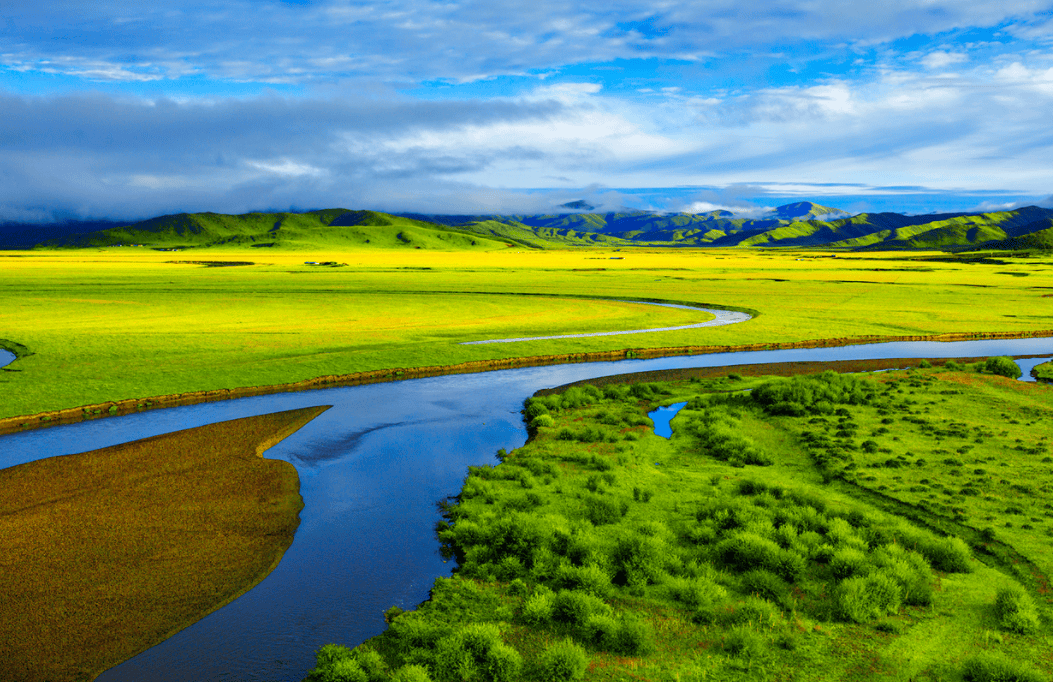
3 202 1052 251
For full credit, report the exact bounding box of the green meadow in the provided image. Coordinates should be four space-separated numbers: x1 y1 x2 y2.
2 247 1053 421
305 364 1053 682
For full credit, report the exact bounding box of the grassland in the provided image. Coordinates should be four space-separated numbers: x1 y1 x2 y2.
2 248 1053 423
304 366 1052 682
1035 361 1053 382
0 405 328 682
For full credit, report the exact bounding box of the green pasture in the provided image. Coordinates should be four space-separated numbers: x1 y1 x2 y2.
306 366 1053 682
2 248 1053 420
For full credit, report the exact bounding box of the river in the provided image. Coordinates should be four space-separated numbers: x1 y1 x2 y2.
0 337 1050 681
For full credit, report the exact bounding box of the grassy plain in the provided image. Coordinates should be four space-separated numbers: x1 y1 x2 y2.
2 247 1053 421
0 405 327 682
306 367 1053 682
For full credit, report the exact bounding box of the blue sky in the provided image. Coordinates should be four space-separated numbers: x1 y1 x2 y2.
2 1 1053 220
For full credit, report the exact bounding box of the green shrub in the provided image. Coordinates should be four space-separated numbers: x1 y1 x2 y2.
870 546 934 606
740 569 791 608
531 414 555 428
609 614 656 656
666 576 728 611
307 645 367 682
433 624 519 682
611 532 667 586
583 495 628 525
716 531 783 573
994 585 1041 634
537 639 589 682
719 596 782 627
581 613 619 648
962 651 1046 682
525 399 551 420
522 588 554 624
724 626 766 660
552 589 611 625
830 547 870 580
836 572 903 623
351 648 387 682
920 536 972 573
390 665 433 682
983 356 1022 379
485 643 523 682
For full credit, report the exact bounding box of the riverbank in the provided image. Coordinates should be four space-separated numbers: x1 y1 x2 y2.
306 365 1053 682
4 328 1051 438
0 405 327 682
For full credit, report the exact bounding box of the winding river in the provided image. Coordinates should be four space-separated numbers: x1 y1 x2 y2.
0 337 1051 681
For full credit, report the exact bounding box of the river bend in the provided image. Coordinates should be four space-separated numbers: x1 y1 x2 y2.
0 337 1051 681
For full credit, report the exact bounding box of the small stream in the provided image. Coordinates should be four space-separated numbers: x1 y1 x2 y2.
0 337 1051 681
0 349 14 369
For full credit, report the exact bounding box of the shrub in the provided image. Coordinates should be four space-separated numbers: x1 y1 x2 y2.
525 399 551 420
920 536 972 573
994 585 1041 634
552 589 611 625
830 547 870 580
719 596 782 627
610 614 656 656
485 643 523 682
537 639 589 682
741 569 791 608
352 648 387 682
611 532 667 586
870 546 934 606
983 356 1022 379
307 645 367 682
390 665 433 682
581 613 619 648
667 576 728 611
522 588 554 624
962 651 1046 682
836 572 902 623
716 531 783 573
583 495 628 525
433 624 520 682
724 626 766 660
531 414 555 428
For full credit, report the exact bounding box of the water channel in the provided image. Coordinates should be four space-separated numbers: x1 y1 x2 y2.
0 337 1051 681
0 349 14 368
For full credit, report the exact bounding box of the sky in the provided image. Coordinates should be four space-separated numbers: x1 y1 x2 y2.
2 1 1053 221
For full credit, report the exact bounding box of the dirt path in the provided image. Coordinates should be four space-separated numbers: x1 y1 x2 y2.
460 302 751 345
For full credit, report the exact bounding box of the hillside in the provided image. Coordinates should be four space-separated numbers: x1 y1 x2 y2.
16 202 1053 251
36 210 518 251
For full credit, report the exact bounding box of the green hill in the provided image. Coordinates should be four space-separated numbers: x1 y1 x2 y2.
40 210 518 251
28 203 1053 252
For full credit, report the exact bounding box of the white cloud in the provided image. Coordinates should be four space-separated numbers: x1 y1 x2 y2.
920 51 969 69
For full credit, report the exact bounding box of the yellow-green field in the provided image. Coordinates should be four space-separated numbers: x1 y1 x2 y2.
2 248 1052 420
0 405 327 682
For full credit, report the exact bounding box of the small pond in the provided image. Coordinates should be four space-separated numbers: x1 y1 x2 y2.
649 402 687 439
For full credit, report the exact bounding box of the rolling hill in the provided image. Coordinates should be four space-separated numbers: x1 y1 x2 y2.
14 202 1053 251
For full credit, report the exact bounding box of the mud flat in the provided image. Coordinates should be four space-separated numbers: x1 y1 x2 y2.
0 405 328 682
